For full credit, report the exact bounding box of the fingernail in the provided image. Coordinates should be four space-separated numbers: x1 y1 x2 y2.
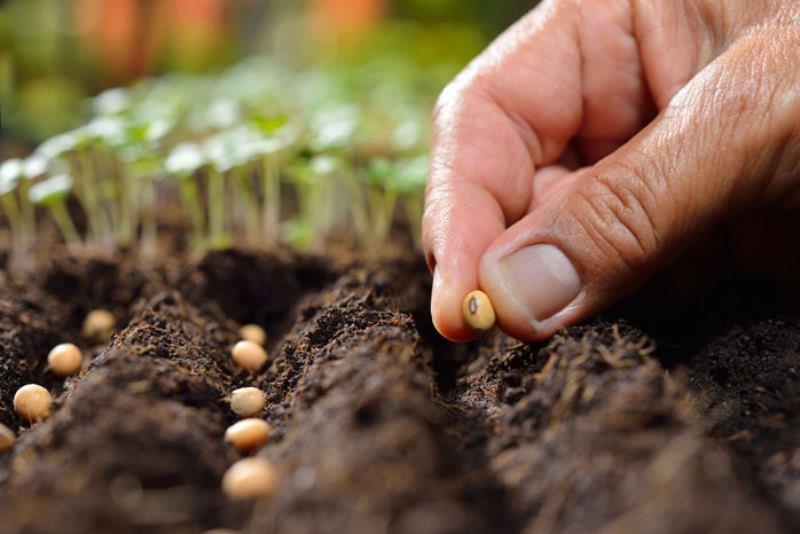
496 244 581 321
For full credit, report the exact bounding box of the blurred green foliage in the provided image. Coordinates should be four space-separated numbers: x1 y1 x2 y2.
0 53 443 255
0 0 534 144
0 0 90 140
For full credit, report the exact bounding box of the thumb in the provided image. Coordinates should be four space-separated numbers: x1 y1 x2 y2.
478 38 800 341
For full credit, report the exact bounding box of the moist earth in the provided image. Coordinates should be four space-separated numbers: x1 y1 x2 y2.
0 249 798 533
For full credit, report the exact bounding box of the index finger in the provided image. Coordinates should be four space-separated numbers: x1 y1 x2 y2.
423 0 656 341
423 1 582 341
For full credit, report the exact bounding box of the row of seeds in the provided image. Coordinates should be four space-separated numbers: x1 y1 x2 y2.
0 315 278 503
0 309 116 449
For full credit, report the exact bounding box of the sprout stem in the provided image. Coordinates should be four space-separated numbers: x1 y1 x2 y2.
208 169 229 249
404 190 423 249
261 156 281 248
117 177 134 246
139 180 158 257
178 178 206 252
233 166 260 245
340 169 369 244
76 150 109 244
49 199 82 247
16 181 36 246
1 194 22 243
368 184 397 248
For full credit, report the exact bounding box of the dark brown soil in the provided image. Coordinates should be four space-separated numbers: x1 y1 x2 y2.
0 249 799 533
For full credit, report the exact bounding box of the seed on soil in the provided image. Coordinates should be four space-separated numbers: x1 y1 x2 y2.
462 290 496 336
14 384 53 423
225 418 271 452
222 457 278 501
231 340 268 372
239 324 267 346
82 309 116 343
47 343 83 377
229 387 266 417
0 423 14 452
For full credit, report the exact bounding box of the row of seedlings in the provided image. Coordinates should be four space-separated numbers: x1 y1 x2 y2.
0 58 432 261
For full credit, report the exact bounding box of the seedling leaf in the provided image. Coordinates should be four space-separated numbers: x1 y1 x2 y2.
29 174 72 205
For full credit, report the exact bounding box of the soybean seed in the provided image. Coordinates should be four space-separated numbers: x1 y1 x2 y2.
0 423 14 452
83 309 116 344
229 387 266 417
222 457 278 501
47 343 83 377
461 290 496 336
239 324 267 346
231 340 267 372
14 384 53 423
224 418 271 452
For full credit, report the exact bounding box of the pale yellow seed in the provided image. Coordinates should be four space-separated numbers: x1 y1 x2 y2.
229 387 266 417
82 309 116 344
0 423 14 452
461 290 496 336
14 384 53 423
47 343 83 377
231 340 267 372
222 457 278 501
224 418 271 452
239 324 267 346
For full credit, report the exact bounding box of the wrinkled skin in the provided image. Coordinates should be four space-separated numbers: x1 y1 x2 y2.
423 0 800 342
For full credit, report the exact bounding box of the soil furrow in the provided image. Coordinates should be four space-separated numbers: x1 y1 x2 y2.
0 291 246 533
689 318 800 529
0 252 799 532
246 269 514 533
448 323 782 532
0 283 67 429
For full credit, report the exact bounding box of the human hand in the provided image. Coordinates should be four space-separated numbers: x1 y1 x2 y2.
423 0 800 341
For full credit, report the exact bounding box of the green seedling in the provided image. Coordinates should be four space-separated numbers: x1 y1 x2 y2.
119 144 165 256
20 156 46 240
284 155 345 250
205 131 240 249
114 118 176 251
93 87 131 116
36 128 106 246
28 174 81 248
255 137 287 248
391 154 428 248
18 54 441 257
248 113 292 247
364 158 400 247
310 105 359 153
165 143 207 251
0 159 24 242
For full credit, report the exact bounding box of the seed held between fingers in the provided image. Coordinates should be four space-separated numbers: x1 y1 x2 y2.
0 423 14 452
83 309 116 344
14 384 53 423
231 340 268 372
222 457 278 501
229 387 266 417
225 418 271 452
461 290 496 336
47 343 83 377
239 324 267 346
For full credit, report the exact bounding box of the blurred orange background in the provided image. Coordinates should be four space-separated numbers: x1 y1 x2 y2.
0 0 533 141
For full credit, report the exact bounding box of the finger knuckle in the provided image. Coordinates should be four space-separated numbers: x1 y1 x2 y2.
571 166 663 269
434 85 480 132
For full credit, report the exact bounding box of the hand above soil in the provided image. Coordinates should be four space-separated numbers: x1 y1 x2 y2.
423 0 800 341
